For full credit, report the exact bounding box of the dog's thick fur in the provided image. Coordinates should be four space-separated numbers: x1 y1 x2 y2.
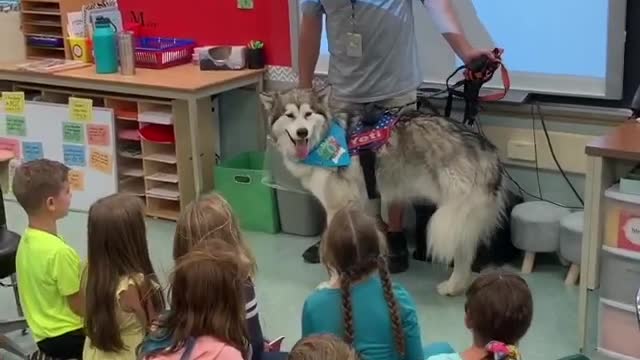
260 89 508 296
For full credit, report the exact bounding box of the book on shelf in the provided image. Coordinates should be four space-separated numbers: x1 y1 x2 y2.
16 59 91 73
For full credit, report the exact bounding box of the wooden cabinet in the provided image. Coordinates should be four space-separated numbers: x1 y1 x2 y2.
21 0 93 59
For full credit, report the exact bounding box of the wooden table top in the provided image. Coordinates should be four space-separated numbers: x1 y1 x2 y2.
0 62 265 93
586 121 640 161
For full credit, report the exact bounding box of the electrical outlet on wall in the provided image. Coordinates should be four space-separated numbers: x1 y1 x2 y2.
507 140 536 161
238 0 254 9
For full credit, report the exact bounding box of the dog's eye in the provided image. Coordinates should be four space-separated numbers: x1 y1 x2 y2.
304 112 313 118
286 113 295 119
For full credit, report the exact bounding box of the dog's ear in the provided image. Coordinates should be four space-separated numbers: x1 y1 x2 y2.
259 91 276 112
315 86 330 110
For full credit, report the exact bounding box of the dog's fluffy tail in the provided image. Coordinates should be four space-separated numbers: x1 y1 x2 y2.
427 185 508 264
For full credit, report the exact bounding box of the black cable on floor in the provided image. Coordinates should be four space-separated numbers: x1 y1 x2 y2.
534 102 585 206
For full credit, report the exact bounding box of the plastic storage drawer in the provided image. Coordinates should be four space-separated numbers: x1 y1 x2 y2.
604 185 640 253
598 299 640 360
600 246 640 306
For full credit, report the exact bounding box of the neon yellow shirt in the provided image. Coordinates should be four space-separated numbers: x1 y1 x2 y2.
16 228 83 342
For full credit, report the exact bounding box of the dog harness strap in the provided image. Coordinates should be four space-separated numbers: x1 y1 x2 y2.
359 149 379 199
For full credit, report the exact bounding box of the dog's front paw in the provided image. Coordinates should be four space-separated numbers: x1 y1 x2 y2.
437 280 467 296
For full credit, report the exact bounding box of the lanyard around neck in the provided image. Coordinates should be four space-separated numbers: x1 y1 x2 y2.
350 0 356 22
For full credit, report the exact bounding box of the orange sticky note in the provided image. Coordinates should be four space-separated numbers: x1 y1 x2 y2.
89 148 112 174
86 124 110 146
68 170 85 191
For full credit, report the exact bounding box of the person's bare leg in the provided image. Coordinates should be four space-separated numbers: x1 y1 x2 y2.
386 201 409 273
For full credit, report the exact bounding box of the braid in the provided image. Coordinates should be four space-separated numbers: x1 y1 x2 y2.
340 274 355 345
378 257 405 356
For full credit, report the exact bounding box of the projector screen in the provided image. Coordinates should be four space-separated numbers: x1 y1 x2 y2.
311 0 627 99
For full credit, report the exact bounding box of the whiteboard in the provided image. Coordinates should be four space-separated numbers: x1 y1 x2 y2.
0 101 117 212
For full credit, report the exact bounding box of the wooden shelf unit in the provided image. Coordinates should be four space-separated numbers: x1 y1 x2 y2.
12 83 190 221
107 98 182 221
21 0 92 59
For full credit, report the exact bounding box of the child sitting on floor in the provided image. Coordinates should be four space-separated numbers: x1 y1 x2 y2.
301 205 424 360
173 193 264 360
13 159 85 359
288 335 358 360
83 194 165 360
138 238 251 360
424 271 533 360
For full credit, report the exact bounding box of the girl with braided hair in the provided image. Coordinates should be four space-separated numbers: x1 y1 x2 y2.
301 204 424 360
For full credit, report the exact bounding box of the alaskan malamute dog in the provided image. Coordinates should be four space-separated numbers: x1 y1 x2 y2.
260 89 508 296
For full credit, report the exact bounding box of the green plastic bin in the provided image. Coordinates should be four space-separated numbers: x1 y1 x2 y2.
214 151 280 233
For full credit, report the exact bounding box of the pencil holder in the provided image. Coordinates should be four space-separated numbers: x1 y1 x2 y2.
247 48 265 69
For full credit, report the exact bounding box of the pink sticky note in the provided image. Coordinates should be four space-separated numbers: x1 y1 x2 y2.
0 138 21 159
86 124 111 146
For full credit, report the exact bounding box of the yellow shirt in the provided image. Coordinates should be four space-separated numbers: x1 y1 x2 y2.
16 228 83 342
83 274 149 360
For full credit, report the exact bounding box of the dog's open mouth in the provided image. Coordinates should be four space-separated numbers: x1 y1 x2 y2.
287 131 309 159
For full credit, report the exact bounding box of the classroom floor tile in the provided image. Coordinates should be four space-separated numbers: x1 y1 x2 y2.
0 202 579 360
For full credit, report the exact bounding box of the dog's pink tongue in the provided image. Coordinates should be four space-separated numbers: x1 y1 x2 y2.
295 142 309 159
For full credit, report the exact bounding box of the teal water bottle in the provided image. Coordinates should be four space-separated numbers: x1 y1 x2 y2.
93 17 118 74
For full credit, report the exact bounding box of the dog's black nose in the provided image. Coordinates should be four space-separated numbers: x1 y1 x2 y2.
296 128 309 138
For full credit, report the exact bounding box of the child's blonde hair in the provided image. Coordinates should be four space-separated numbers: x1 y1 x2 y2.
173 193 257 276
289 335 359 360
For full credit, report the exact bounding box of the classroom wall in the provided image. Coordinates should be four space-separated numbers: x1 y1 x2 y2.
117 0 292 66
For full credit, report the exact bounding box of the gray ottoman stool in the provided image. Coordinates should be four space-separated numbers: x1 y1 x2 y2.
559 211 584 285
511 201 571 273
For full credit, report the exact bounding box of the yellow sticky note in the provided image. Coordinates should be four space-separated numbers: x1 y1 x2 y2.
2 92 25 115
69 97 93 122
68 169 85 191
89 147 112 174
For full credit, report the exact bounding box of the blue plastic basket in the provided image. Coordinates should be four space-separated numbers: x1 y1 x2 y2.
134 37 196 69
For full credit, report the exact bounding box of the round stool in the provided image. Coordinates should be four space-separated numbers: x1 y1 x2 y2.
511 201 571 273
559 211 584 285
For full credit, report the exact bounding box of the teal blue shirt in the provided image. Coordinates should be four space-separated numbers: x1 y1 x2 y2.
301 276 424 360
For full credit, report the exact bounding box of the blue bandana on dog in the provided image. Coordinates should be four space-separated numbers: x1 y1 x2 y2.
302 121 351 167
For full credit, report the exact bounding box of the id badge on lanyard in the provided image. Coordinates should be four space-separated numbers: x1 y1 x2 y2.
346 0 363 57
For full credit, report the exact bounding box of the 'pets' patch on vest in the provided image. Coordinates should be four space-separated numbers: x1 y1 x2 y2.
349 112 398 155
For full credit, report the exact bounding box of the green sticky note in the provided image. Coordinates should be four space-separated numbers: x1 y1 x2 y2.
63 122 85 144
238 0 253 9
6 115 26 136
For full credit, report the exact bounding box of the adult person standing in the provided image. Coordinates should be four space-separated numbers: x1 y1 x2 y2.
297 0 496 273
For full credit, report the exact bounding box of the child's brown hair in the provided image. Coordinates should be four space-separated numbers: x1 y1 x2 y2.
289 334 359 360
12 159 69 214
465 271 533 355
85 194 165 352
173 193 256 276
164 237 249 357
320 205 405 356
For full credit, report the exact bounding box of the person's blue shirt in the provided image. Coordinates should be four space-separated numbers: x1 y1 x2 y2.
301 275 424 360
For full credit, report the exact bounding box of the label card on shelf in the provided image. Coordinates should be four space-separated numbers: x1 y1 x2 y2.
69 97 93 122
